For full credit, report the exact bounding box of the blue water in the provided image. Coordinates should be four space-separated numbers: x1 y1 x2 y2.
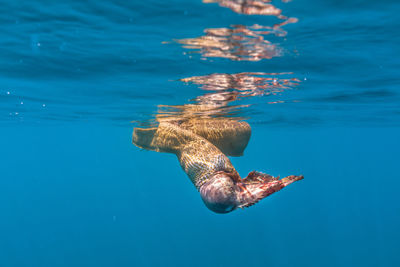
1 0 399 266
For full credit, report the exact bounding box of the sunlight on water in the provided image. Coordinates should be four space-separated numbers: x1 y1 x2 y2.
0 0 398 126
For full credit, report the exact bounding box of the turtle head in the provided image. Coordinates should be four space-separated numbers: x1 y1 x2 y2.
199 172 238 214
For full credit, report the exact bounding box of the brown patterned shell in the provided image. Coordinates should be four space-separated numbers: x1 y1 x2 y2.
132 118 249 188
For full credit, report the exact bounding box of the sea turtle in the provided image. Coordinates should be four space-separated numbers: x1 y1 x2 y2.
133 117 303 213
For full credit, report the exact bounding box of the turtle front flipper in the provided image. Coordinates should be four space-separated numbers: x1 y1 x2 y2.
236 171 303 208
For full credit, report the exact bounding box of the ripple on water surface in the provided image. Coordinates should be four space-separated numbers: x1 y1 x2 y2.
0 0 399 127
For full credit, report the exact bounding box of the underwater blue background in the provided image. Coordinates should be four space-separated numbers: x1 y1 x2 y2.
1 0 400 266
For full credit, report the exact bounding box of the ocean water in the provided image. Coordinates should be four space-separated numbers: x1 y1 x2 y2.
1 0 399 266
